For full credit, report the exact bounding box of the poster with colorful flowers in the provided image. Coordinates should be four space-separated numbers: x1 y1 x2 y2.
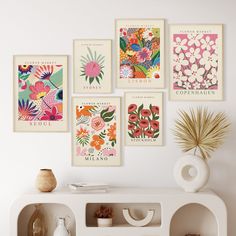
74 39 112 93
72 97 121 166
170 25 223 101
14 55 68 132
125 92 163 146
116 19 164 89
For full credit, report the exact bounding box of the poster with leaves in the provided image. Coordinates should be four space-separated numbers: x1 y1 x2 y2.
170 25 223 101
74 39 112 93
125 92 163 146
116 19 165 89
72 97 121 166
14 55 68 132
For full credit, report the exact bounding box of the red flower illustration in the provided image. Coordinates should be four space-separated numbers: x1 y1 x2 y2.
144 130 154 138
139 119 149 128
150 120 159 130
151 106 159 114
128 124 135 130
41 106 62 121
141 109 151 117
29 81 50 100
129 114 138 122
128 104 137 113
133 128 142 137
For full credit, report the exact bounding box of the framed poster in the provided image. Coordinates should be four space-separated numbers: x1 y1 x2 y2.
74 39 112 93
72 97 121 166
169 24 223 101
116 19 165 89
14 55 68 132
125 92 163 146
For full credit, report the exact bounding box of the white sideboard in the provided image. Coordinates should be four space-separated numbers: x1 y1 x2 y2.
10 187 227 236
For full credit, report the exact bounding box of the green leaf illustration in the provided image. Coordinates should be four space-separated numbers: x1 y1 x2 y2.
120 38 127 52
153 133 159 138
137 104 144 117
89 77 94 84
128 132 134 138
101 108 115 122
134 65 147 74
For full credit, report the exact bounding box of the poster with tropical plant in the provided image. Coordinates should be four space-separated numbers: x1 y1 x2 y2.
116 19 164 88
170 25 223 101
125 92 163 146
72 97 121 166
74 40 112 93
14 55 68 132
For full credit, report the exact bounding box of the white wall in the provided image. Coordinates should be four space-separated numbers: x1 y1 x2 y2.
0 0 235 234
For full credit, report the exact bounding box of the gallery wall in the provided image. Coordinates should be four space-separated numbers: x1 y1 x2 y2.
0 0 236 235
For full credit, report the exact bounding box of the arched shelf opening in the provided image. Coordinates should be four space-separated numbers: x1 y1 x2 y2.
170 203 218 236
18 203 76 236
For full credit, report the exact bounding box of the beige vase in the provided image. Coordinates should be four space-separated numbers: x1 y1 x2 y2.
36 169 57 192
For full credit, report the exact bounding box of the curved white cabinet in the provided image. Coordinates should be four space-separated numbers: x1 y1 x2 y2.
10 187 227 236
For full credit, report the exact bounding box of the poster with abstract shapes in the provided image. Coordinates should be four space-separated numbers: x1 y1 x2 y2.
14 55 68 132
74 39 112 93
169 25 223 101
72 97 121 166
125 92 163 146
116 19 165 89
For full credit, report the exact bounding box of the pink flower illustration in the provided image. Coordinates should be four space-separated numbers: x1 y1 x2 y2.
150 120 159 130
85 61 101 77
128 104 137 113
102 148 116 156
136 48 152 63
128 124 135 130
91 116 105 131
120 65 133 78
151 106 159 114
129 114 139 122
141 109 151 117
139 119 149 128
144 129 154 138
29 81 50 100
40 106 62 121
133 128 142 137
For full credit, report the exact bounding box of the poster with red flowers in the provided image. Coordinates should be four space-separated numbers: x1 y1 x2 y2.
169 25 223 101
72 97 121 166
125 92 163 146
14 55 68 132
116 19 165 89
74 39 112 93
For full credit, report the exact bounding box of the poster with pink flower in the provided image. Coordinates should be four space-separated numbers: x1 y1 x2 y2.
170 25 223 101
72 97 121 166
125 92 163 146
74 39 112 93
116 19 165 89
14 55 68 132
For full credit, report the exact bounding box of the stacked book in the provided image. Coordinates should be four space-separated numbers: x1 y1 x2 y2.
68 183 109 193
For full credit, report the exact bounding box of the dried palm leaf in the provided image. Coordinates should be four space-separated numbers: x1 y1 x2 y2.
174 107 230 160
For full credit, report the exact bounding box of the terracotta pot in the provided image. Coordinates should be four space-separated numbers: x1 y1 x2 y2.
36 169 57 192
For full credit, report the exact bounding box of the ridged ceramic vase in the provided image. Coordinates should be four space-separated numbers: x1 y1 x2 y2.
35 169 57 192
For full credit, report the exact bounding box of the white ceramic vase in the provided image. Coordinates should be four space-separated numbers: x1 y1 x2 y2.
97 218 112 227
53 218 69 236
173 154 210 193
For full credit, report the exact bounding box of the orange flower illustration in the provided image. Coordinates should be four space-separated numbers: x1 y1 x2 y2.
76 128 89 138
90 135 105 150
107 123 116 141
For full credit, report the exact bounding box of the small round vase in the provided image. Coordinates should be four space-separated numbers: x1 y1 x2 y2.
173 155 210 193
35 169 57 192
97 218 112 227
